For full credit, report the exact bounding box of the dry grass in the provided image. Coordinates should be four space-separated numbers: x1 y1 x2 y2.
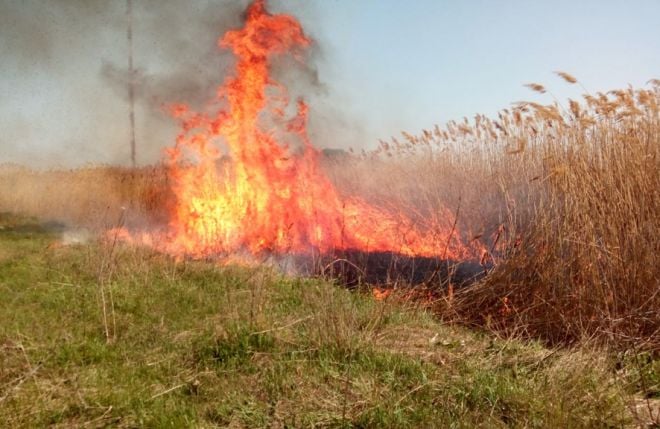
0 164 170 230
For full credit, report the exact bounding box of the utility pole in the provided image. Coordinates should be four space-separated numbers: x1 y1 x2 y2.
127 0 136 167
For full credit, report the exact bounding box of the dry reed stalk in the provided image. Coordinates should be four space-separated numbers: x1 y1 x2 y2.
331 80 659 349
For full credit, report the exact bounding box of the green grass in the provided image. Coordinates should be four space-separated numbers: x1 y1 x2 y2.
0 213 656 428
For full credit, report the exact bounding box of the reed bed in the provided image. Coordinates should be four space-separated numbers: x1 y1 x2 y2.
0 164 170 230
333 75 659 349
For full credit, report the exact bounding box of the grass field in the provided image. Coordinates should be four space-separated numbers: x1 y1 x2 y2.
1 212 658 428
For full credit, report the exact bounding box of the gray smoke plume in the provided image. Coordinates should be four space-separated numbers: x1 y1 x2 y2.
0 0 342 167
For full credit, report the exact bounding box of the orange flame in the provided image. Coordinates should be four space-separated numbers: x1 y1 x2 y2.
143 0 472 260
372 288 392 301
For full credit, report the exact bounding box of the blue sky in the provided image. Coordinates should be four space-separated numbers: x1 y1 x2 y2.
296 0 660 139
1 0 659 166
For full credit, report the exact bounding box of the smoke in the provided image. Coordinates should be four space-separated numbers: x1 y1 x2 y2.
100 0 247 110
0 0 355 167
0 1 114 68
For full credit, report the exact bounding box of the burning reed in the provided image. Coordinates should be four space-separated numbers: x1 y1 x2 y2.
3 78 657 350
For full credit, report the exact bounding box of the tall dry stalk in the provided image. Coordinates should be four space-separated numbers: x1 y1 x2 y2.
333 78 659 349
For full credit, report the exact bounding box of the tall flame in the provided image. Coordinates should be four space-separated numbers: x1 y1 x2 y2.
154 0 469 260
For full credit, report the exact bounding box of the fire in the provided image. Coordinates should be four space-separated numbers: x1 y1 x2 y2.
372 288 392 301
139 0 472 261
